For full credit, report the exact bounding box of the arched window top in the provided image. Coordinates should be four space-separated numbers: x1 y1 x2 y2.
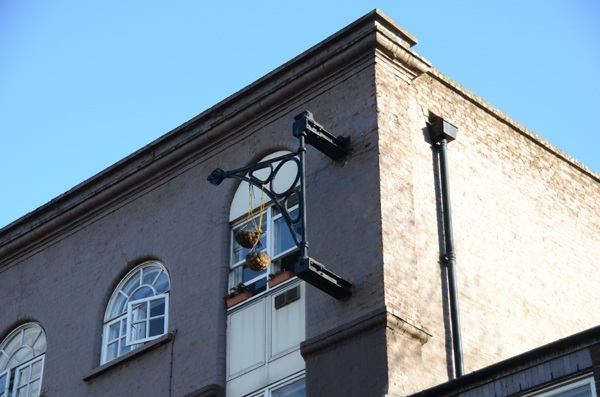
105 261 170 322
101 261 170 364
0 323 45 372
0 323 46 397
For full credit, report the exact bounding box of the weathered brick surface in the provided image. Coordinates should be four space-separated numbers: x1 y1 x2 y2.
377 48 600 393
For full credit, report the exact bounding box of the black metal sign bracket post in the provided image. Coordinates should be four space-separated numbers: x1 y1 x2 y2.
208 111 352 299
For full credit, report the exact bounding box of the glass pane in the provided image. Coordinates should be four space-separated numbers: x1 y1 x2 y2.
31 333 46 357
131 286 155 301
31 360 42 380
154 272 170 294
29 379 40 396
150 298 165 317
243 265 267 284
0 372 7 391
273 210 298 257
17 366 30 386
107 342 118 361
121 271 141 298
272 378 306 397
109 323 120 341
142 267 160 286
16 386 28 397
110 293 128 318
120 338 131 355
11 348 33 370
131 322 147 341
131 302 148 321
21 328 38 348
149 318 164 337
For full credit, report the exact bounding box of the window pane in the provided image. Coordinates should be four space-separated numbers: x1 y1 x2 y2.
0 371 7 397
11 348 33 370
132 322 147 341
16 386 28 397
107 342 118 361
17 366 30 386
154 272 170 294
31 333 46 357
22 328 38 349
120 338 131 355
150 298 165 317
149 318 164 337
243 265 267 283
131 286 155 301
0 357 7 374
272 378 306 397
108 323 120 341
31 360 43 380
272 210 299 257
29 379 41 396
143 267 161 286
122 271 141 297
131 302 148 321
110 293 128 318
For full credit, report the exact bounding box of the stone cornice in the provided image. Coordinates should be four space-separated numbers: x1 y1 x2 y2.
300 306 431 359
0 10 430 265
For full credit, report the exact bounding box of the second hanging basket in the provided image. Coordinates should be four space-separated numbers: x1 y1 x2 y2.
245 251 271 271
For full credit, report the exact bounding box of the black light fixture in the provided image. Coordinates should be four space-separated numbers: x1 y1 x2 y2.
208 111 352 299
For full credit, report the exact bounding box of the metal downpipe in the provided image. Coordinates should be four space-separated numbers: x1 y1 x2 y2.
437 137 464 378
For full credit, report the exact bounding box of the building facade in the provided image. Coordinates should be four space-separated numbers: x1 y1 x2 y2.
1 10 599 397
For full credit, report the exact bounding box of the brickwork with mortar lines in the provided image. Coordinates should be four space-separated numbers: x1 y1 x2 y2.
376 51 600 394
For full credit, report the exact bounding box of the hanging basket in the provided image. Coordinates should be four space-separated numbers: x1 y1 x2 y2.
245 251 271 271
235 229 260 249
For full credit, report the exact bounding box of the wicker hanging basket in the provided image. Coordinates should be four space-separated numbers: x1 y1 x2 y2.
245 251 271 271
235 229 260 249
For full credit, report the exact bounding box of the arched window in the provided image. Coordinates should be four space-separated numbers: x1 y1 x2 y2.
101 261 170 364
0 323 46 397
229 151 301 297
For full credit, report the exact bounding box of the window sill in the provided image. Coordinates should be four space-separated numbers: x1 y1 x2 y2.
82 332 174 381
227 277 300 312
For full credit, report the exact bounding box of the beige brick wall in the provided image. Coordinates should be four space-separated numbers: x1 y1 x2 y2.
377 50 600 393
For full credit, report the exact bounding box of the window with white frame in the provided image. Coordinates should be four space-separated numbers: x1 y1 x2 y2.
529 377 597 397
230 202 300 294
0 323 46 397
101 261 170 364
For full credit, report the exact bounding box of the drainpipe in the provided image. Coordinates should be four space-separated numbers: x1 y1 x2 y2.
429 118 464 378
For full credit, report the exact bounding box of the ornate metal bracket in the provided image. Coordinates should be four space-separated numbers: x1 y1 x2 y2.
208 111 352 299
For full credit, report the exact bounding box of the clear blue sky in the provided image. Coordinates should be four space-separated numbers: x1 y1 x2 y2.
1 1 599 229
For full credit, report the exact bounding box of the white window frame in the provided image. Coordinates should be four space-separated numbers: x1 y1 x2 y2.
230 203 299 291
126 294 169 346
0 323 46 397
101 262 170 364
526 376 597 397
12 355 44 397
246 372 306 397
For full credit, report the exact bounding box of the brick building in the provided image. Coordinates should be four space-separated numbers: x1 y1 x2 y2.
1 10 599 397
